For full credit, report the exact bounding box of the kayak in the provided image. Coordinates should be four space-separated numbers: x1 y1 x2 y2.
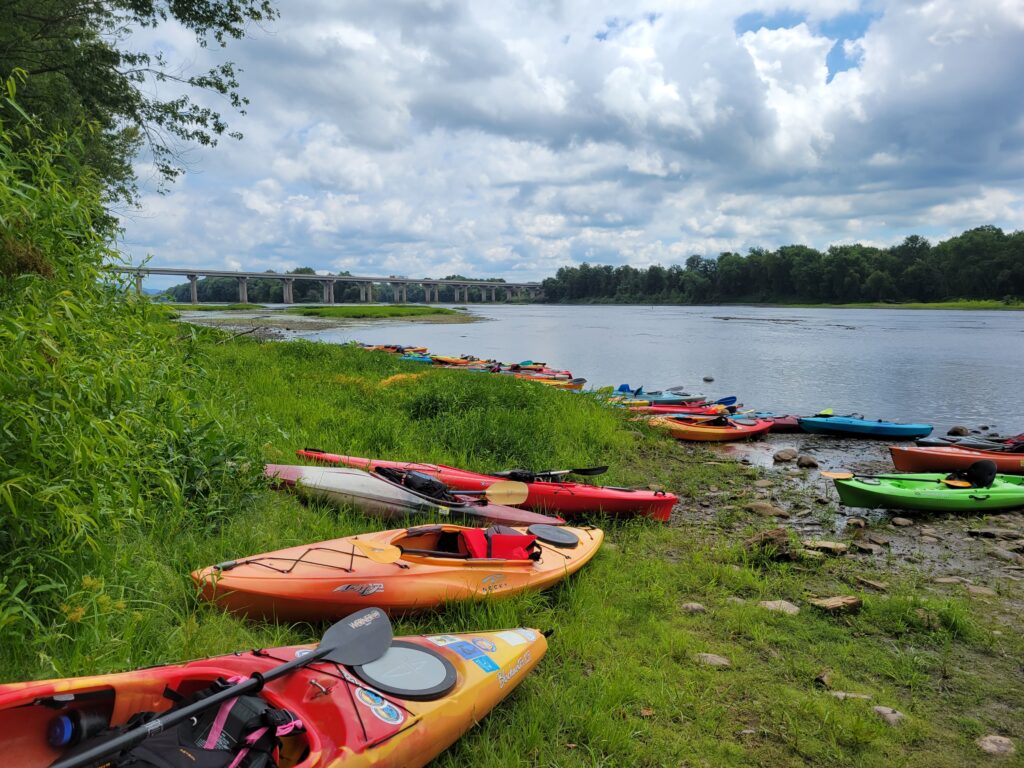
916 435 1015 450
430 356 478 366
194 523 603 619
750 413 801 432
296 450 678 521
0 623 546 768
399 354 434 363
799 415 933 439
890 445 1024 475
833 472 1024 512
266 464 563 527
518 376 586 390
627 404 726 416
648 416 774 442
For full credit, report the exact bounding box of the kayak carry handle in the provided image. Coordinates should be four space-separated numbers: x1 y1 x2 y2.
969 495 990 501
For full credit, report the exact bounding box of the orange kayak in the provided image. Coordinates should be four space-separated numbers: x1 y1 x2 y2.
194 523 603 620
649 416 774 442
890 445 1024 474
0 625 546 767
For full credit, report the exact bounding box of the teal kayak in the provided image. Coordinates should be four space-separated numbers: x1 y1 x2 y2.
834 473 1024 512
799 415 932 439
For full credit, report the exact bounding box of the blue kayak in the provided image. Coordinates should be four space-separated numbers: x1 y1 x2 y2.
798 415 933 439
399 354 434 363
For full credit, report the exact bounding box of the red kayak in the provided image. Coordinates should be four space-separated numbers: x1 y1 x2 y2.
890 445 1024 475
0 615 547 767
297 450 677 522
628 405 726 416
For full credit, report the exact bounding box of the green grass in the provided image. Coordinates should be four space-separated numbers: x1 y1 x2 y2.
284 305 459 318
779 300 1022 311
3 335 1021 766
162 302 266 310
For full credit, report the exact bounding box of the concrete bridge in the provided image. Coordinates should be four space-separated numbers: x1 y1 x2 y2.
115 266 543 304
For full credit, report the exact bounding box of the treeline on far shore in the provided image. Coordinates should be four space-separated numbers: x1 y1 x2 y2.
540 226 1024 304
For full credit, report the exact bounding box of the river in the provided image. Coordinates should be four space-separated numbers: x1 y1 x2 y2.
200 304 1024 435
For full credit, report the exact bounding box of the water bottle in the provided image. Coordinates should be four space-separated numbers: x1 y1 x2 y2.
47 708 108 748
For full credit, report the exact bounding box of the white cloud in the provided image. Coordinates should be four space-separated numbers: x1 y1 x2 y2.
120 0 1024 281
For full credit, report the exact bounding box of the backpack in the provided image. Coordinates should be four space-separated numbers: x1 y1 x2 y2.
57 679 302 768
946 460 997 489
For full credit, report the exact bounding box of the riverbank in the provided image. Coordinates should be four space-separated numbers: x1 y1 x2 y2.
6 327 1019 766
171 303 477 332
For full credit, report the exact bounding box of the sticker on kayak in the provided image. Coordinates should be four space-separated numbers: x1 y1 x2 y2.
294 649 314 657
514 628 538 642
494 631 528 647
426 634 460 647
354 687 404 726
334 583 384 596
472 655 499 673
471 637 497 653
446 640 483 660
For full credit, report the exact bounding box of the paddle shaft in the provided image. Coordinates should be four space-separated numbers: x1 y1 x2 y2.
49 646 333 768
824 472 971 487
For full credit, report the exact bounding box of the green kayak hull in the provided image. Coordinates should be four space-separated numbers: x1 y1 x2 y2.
833 473 1024 512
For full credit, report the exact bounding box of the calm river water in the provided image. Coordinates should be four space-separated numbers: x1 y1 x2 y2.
299 304 1024 434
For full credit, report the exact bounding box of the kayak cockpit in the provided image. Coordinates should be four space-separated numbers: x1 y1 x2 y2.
393 525 540 563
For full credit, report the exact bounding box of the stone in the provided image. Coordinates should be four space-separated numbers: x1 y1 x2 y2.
680 602 707 613
988 547 1024 565
802 540 849 555
808 596 863 614
745 502 790 519
966 584 997 597
852 541 884 555
847 517 867 528
754 479 773 488
744 528 794 559
976 735 1015 756
891 517 914 527
933 576 969 585
854 577 888 591
969 528 1024 540
919 535 941 545
864 532 891 546
738 729 756 736
703 375 714 382
799 548 827 561
773 448 798 462
696 653 731 667
726 596 745 604
980 425 990 430
947 425 970 436
831 691 871 701
759 599 800 615
873 706 905 726
796 454 819 468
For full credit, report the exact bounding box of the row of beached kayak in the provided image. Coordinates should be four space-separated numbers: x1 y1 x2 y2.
7 446 680 768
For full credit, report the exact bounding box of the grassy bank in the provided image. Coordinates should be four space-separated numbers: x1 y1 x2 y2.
779 300 1022 311
285 305 460 319
4 331 1020 766
165 302 266 311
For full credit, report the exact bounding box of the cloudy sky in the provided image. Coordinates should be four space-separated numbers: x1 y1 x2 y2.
123 0 1024 287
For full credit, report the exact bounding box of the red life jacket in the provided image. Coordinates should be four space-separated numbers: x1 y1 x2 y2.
462 528 538 560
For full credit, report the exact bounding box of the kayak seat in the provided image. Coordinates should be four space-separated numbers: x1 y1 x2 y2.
464 527 540 561
946 459 998 488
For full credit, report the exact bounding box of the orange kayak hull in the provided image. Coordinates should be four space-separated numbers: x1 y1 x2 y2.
194 524 603 620
890 445 1024 474
649 416 774 442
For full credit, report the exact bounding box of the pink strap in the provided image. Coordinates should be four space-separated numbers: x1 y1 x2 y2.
275 720 303 736
204 698 240 750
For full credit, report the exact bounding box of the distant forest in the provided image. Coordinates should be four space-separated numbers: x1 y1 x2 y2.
540 226 1024 304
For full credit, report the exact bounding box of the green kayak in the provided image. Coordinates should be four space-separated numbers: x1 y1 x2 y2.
833 473 1024 512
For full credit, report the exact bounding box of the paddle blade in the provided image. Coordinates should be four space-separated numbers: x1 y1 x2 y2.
816 408 834 417
319 607 394 666
715 396 737 406
484 480 530 505
941 478 972 488
821 471 854 479
353 539 403 564
568 465 609 476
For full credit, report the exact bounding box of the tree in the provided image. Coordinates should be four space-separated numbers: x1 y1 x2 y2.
0 0 277 202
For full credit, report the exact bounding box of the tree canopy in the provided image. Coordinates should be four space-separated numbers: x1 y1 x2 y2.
540 227 1024 304
0 0 276 202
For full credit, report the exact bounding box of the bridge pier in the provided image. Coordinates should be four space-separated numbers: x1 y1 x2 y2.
134 274 143 296
322 280 334 304
282 278 294 304
188 274 198 304
490 286 497 302
237 277 248 304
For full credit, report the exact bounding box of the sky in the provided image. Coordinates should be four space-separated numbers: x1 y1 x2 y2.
121 0 1024 287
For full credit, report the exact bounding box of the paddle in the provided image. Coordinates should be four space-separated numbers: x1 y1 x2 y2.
714 396 737 406
494 466 609 483
821 471 972 488
50 608 393 768
815 408 834 417
456 480 530 505
353 539 403 564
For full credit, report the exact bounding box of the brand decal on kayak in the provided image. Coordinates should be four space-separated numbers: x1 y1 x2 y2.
427 634 460 647
481 574 508 594
498 651 531 689
335 582 384 597
354 687 404 725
